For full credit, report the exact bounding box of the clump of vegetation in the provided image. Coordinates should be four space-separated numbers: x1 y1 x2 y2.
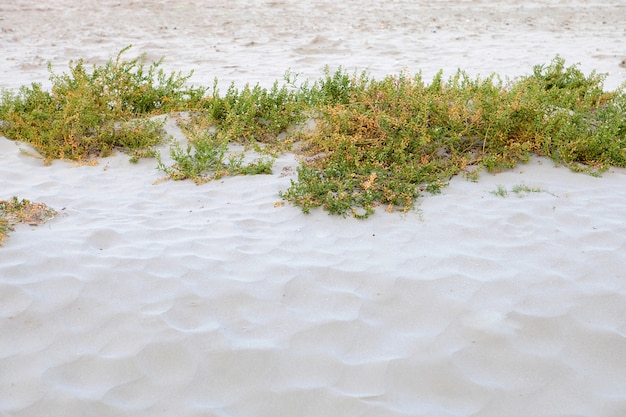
0 197 57 245
0 45 205 163
156 116 274 184
1 51 624 218
490 184 544 198
490 185 510 198
196 73 310 148
155 72 310 183
281 57 626 217
511 184 544 197
155 138 273 184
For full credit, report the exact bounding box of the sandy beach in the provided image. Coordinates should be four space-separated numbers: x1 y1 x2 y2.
1 1 626 416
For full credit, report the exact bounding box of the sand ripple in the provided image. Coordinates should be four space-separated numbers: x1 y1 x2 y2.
2 139 626 417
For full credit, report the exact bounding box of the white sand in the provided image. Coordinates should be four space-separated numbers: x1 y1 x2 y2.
1 1 626 416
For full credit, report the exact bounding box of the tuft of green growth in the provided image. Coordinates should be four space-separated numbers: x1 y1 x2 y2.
0 45 205 163
157 71 310 183
307 66 371 106
282 68 504 216
490 183 545 198
0 197 57 245
489 56 625 175
192 72 310 150
156 117 274 184
281 57 626 217
490 185 509 198
510 183 543 197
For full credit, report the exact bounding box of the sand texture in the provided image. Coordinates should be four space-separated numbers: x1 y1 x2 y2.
1 1 626 417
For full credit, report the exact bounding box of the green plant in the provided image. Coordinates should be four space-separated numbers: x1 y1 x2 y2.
0 46 204 162
490 185 509 198
511 183 543 197
281 58 626 217
157 135 228 183
193 72 310 150
307 66 371 106
490 183 545 198
282 69 502 216
156 125 274 184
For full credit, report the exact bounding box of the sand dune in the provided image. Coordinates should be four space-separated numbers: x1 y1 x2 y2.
1 1 626 417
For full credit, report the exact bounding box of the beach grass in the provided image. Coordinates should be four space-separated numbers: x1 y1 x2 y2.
1 49 625 218
0 45 205 163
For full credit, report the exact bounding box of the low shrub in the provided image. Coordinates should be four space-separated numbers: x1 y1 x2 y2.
0 46 205 162
2 51 624 218
281 57 626 217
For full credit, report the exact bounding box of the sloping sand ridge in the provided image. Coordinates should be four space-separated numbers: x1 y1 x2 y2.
1 1 626 417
